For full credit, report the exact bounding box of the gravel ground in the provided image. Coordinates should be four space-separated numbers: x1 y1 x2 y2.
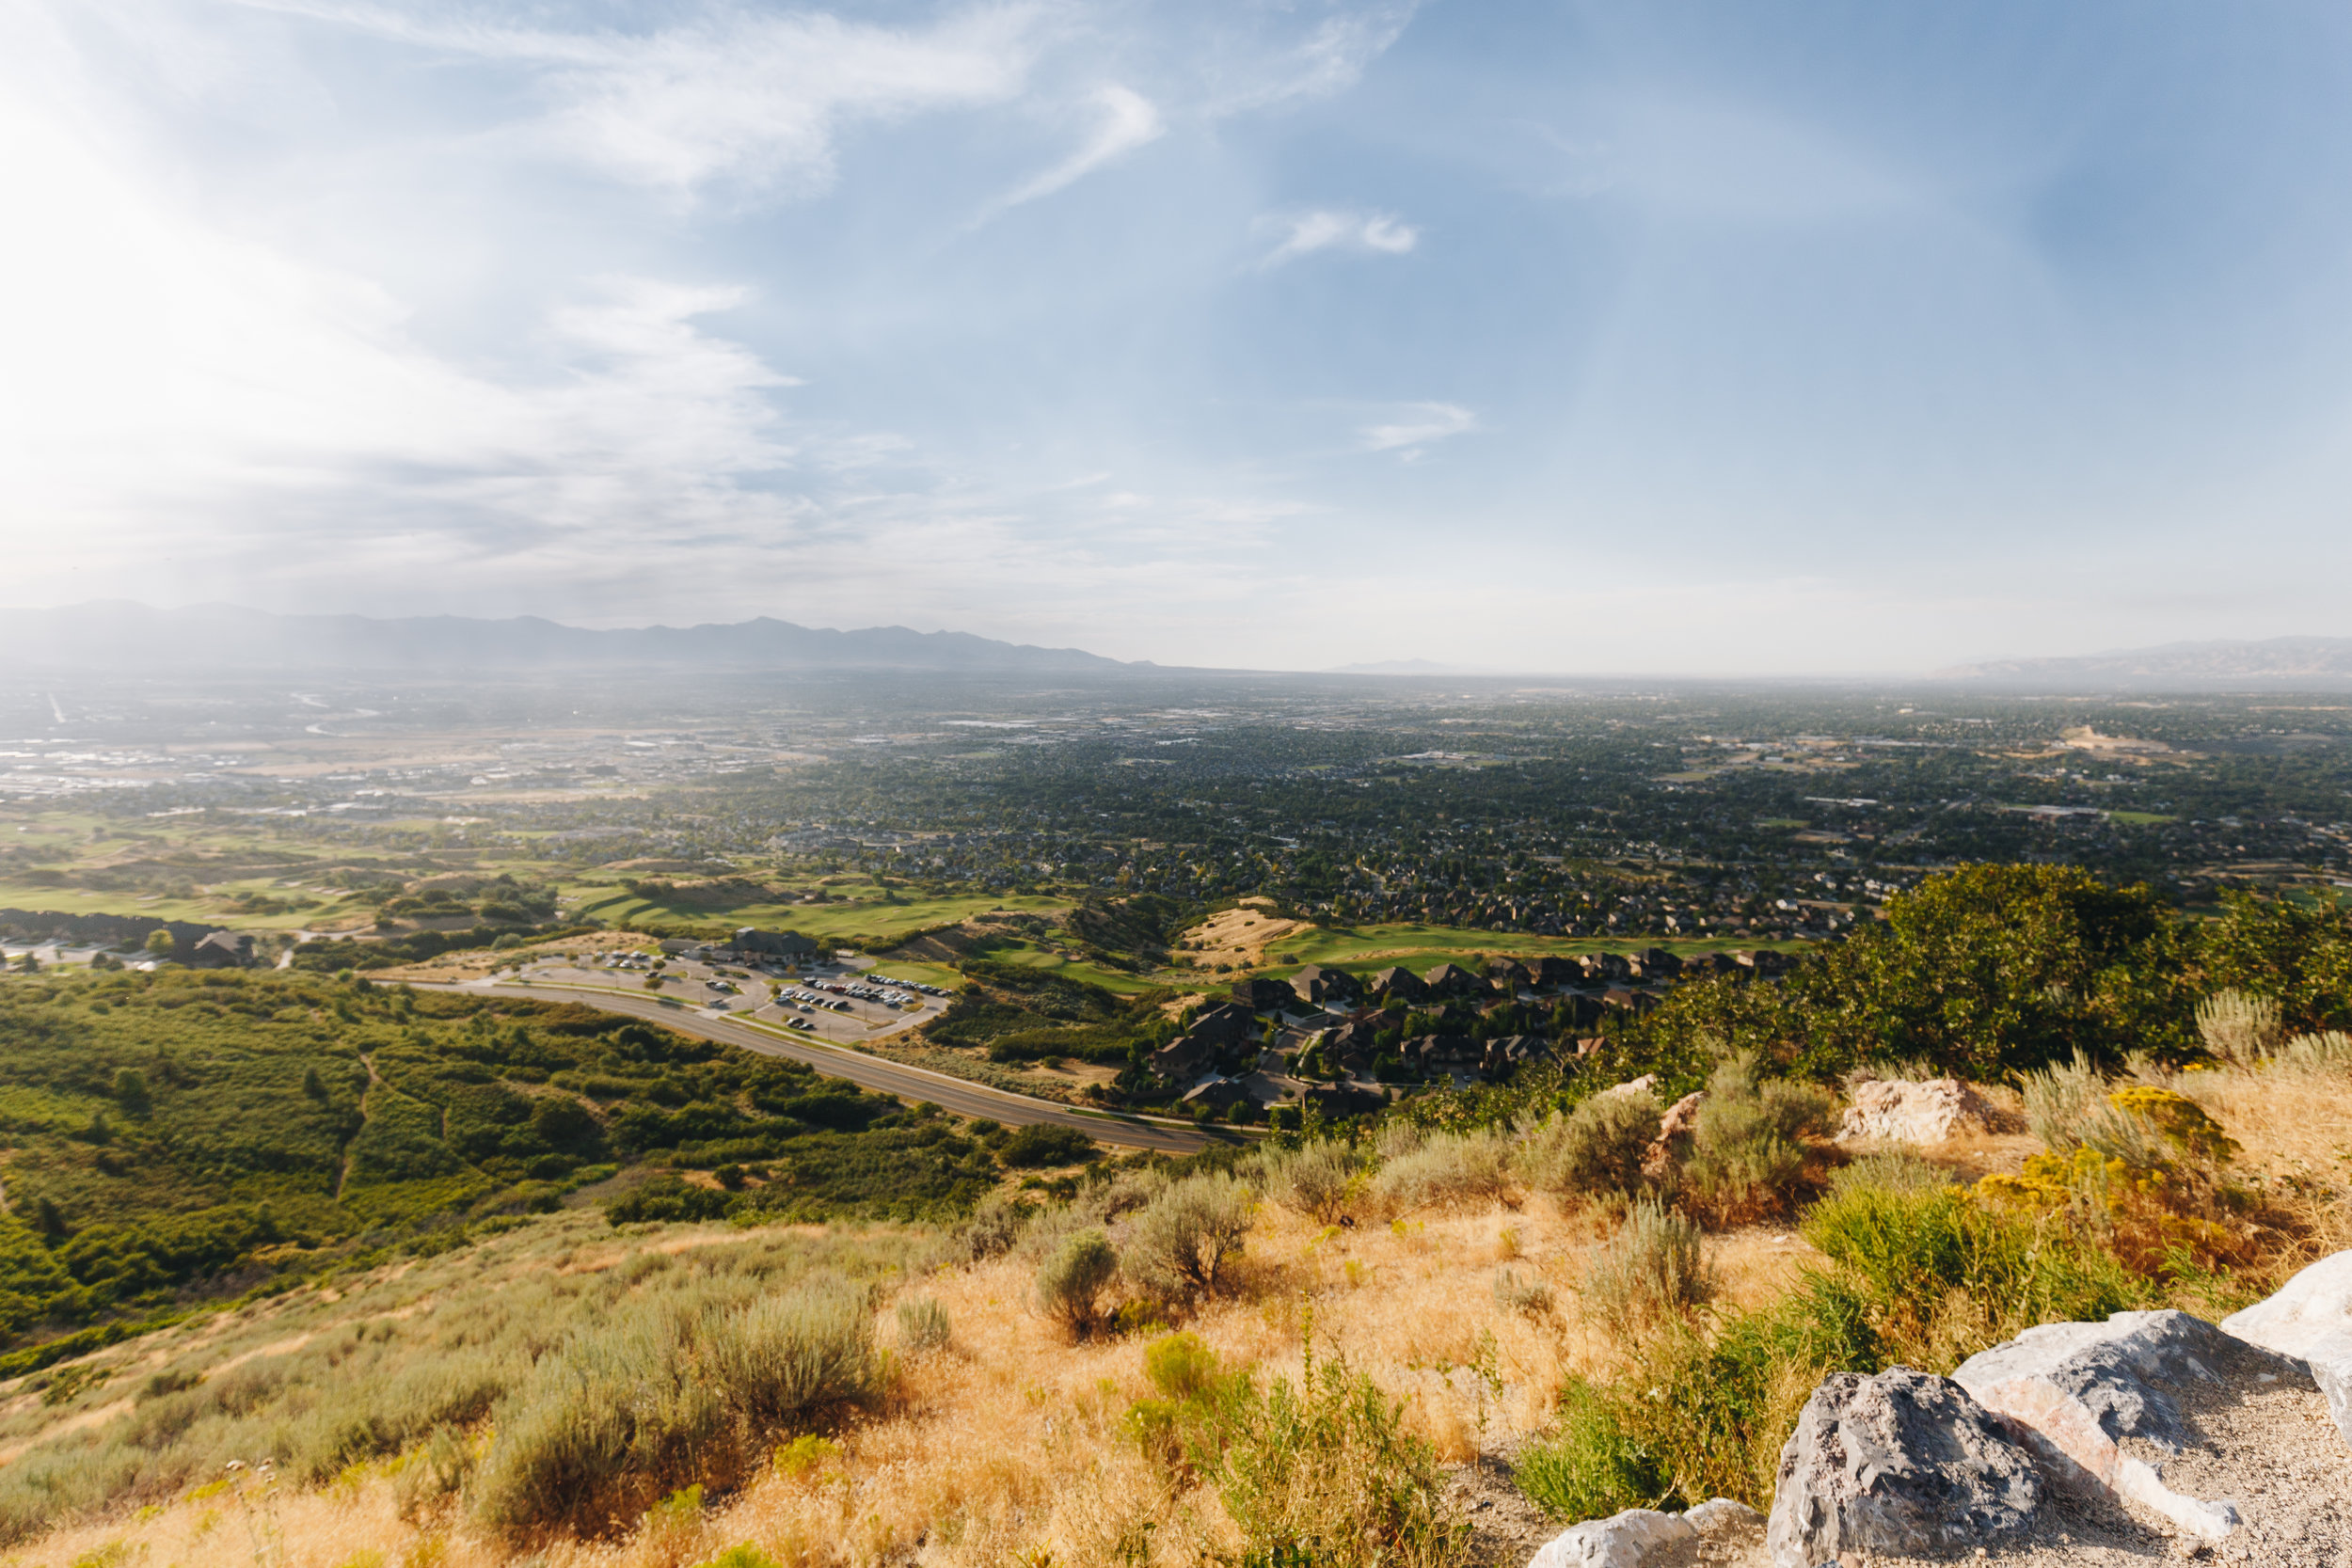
1870 1345 2352 1568
1496 1347 2352 1568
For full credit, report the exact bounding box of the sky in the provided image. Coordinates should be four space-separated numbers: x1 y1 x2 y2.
7 0 2352 673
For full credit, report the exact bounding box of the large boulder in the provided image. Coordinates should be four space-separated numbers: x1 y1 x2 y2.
1953 1309 2253 1539
2221 1249 2352 1448
1765 1366 2042 1568
1837 1077 1996 1144
1527 1498 1759 1568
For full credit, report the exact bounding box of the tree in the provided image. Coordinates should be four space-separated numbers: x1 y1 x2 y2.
144 928 176 959
111 1069 150 1113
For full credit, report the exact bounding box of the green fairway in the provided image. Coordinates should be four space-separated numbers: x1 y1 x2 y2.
567 881 1071 942
1248 922 1800 979
961 941 1162 994
2106 811 2178 825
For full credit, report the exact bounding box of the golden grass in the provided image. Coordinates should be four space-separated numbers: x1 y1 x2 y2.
10 1067 2349 1568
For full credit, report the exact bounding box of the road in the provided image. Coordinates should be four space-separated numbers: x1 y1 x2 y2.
416 980 1238 1155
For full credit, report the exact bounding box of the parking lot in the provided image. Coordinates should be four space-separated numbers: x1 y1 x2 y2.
513 949 951 1044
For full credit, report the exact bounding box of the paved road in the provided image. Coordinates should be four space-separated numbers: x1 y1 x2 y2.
415 980 1237 1155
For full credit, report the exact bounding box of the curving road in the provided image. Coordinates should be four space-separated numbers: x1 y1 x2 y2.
415 980 1239 1155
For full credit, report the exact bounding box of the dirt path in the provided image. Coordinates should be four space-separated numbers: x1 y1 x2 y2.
333 1053 380 1201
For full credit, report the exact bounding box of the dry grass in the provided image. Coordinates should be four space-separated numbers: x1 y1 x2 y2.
1174 900 1311 971
9 1067 2349 1568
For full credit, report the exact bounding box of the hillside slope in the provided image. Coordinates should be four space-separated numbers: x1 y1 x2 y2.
4 1053 2347 1568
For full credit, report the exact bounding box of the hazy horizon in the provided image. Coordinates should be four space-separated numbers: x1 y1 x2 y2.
8 3 2352 673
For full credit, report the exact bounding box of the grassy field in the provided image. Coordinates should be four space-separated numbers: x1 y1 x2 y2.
1258 923 1800 977
568 882 1071 943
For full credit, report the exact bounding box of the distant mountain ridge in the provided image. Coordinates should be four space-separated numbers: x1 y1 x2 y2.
0 602 1143 674
1931 636 2352 689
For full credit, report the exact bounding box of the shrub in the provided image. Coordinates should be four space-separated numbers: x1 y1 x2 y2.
472 1302 733 1541
1679 1056 1833 1222
702 1277 883 1430
1122 1174 1254 1304
1581 1199 1711 1336
896 1294 951 1353
1143 1330 1223 1402
2196 989 2282 1066
1518 1092 1658 1197
2280 1029 2352 1070
1034 1229 1119 1335
2019 1047 2100 1141
1207 1344 1465 1568
960 1191 1029 1261
472 1276 883 1542
1263 1141 1364 1225
1806 1171 2139 1363
998 1124 1100 1168
1514 1378 1665 1523
1374 1132 1511 1214
1492 1268 1555 1317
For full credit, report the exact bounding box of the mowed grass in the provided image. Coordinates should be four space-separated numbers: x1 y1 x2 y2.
568 885 1071 943
1259 923 1798 977
961 941 1161 994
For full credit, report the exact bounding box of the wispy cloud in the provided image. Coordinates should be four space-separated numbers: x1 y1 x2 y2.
991 85 1165 210
1360 402 1474 455
1203 2 1424 115
1259 208 1419 267
236 0 1042 198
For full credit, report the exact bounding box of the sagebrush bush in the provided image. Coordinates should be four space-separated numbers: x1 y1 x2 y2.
895 1293 952 1353
1122 1175 1253 1304
1581 1199 1711 1336
1679 1056 1833 1221
1034 1229 1120 1334
472 1301 734 1542
961 1191 1029 1261
2280 1029 2352 1070
2198 989 2283 1066
2021 1050 2107 1152
1518 1091 1658 1198
1263 1141 1364 1225
703 1278 883 1429
471 1275 885 1542
1374 1131 1511 1214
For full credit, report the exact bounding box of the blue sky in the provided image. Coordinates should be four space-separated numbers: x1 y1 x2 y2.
7 0 2352 673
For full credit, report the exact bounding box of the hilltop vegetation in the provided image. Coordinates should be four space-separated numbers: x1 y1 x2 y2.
5 1031 2347 1568
0 971 1003 1366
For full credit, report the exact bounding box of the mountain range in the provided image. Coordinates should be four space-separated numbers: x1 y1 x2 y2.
0 602 1143 675
1931 636 2352 689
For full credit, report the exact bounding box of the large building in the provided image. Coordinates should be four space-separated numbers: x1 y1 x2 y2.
722 927 821 961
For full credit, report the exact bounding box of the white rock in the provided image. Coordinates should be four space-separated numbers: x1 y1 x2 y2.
2221 1249 2352 1448
1837 1076 1995 1144
1952 1309 2250 1540
1597 1074 1660 1101
1527 1508 1692 1568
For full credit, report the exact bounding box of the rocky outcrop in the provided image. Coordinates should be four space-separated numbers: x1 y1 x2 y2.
1527 1498 1760 1567
1837 1076 1996 1144
1953 1308 2253 1540
2222 1249 2352 1448
1764 1366 2042 1568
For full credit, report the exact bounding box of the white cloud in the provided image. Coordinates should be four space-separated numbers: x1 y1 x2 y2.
1259 208 1419 267
1202 2 1423 115
1359 402 1474 454
234 0 1042 198
992 84 1165 210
